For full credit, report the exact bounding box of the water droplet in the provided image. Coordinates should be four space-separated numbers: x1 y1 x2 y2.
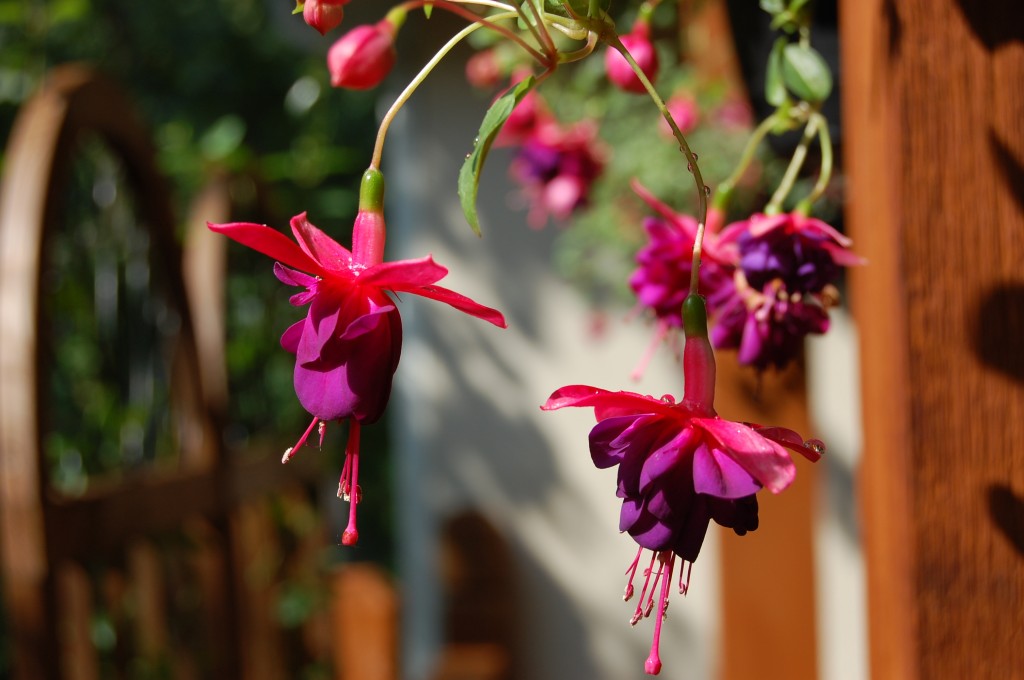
704 186 711 196
804 439 826 454
691 152 699 161
687 162 693 173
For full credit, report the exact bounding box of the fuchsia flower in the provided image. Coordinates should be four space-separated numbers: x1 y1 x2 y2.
543 295 822 675
659 93 699 138
627 180 729 378
605 20 660 94
629 182 863 371
509 119 605 227
328 17 400 90
711 211 865 369
209 170 506 545
303 0 349 35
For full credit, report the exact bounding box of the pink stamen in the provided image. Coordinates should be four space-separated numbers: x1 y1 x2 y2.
631 321 670 381
630 552 658 625
282 417 320 464
623 546 644 601
318 420 327 448
679 561 693 596
341 421 362 546
644 552 675 676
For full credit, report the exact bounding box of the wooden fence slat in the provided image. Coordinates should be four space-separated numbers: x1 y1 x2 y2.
841 1 1024 677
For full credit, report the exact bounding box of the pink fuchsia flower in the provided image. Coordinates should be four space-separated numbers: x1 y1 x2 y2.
659 93 699 138
711 211 864 369
327 14 402 90
714 97 754 130
465 48 502 89
303 0 349 35
542 295 822 675
605 20 659 94
509 119 605 228
209 170 506 545
627 180 729 378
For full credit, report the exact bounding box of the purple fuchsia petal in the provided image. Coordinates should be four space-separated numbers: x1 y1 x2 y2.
671 496 713 562
208 221 324 275
706 495 759 535
292 297 402 423
281 320 304 353
691 443 762 498
274 262 318 288
290 212 353 272
626 507 678 552
619 496 645 532
691 417 796 494
589 414 646 468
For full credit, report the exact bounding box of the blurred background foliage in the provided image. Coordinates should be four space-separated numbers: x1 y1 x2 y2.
1 0 390 675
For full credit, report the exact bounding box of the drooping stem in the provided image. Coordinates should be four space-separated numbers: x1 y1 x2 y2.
797 112 832 210
605 34 708 295
764 113 820 214
371 11 524 169
719 111 779 196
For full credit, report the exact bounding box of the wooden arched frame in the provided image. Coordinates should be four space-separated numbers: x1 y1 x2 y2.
0 64 235 679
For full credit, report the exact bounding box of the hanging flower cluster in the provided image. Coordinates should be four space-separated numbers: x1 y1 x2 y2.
222 0 842 675
630 185 864 373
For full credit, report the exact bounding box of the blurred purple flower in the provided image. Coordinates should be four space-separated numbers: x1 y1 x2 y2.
509 119 604 227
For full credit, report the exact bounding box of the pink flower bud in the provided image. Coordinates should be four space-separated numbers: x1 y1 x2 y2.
605 22 659 94
328 20 397 90
303 0 348 35
466 49 502 89
659 93 699 138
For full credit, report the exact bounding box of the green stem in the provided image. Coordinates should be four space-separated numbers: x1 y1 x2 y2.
764 114 819 215
719 112 778 195
557 31 598 63
798 112 832 209
518 0 557 58
604 34 708 296
371 13 519 169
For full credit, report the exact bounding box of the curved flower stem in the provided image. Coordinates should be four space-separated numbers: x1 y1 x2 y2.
371 12 522 169
604 34 708 296
519 0 557 58
557 31 598 63
764 113 820 215
719 112 779 196
797 112 832 210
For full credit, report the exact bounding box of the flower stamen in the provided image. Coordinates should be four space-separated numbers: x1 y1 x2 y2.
340 421 362 546
283 417 321 464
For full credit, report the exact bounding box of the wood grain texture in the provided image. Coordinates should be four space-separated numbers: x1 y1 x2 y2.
841 0 1024 677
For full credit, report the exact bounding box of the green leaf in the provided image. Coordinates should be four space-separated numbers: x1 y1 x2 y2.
292 1 303 15
765 37 788 106
458 76 536 235
423 2 433 18
781 44 832 103
759 0 785 15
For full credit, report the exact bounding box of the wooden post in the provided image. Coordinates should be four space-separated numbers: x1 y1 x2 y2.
841 1 1024 677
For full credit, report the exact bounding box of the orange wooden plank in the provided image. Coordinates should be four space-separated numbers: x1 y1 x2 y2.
841 1 1024 677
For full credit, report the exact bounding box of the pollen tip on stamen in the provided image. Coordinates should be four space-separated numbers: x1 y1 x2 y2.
282 447 295 464
624 584 634 602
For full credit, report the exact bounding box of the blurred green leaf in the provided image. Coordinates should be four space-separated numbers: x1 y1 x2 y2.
765 37 788 106
782 43 832 102
458 74 536 235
